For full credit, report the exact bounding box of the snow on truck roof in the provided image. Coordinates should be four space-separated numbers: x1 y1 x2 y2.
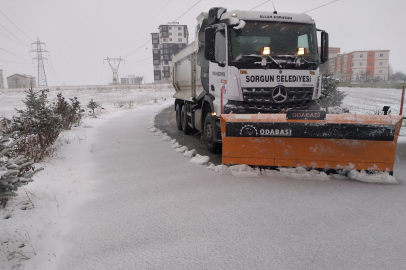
222 10 315 24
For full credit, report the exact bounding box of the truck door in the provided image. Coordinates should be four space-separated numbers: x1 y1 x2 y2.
209 27 228 115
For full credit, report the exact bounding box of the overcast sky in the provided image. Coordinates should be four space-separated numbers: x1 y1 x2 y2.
0 0 405 86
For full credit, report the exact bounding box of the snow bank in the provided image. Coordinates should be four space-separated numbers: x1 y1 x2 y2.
161 135 172 141
190 154 210 165
346 170 397 184
266 167 330 181
183 149 197 158
172 142 181 149
175 146 188 153
207 164 260 177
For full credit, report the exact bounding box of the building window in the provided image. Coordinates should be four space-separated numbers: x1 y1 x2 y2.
163 49 168 53
379 62 382 65
153 60 160 65
163 44 167 48
379 70 382 73
169 32 172 36
369 54 372 57
152 34 159 38
369 62 372 65
154 70 161 80
169 44 172 47
178 38 182 42
163 55 168 60
352 63 354 66
380 53 383 57
152 39 158 44
162 32 168 37
178 33 182 36
360 62 362 66
163 39 167 42
352 55 354 58
169 26 172 30
153 45 158 48
178 27 182 30
153 49 159 54
360 54 363 58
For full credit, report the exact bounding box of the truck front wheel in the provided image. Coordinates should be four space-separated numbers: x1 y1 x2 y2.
204 114 221 153
175 104 182 130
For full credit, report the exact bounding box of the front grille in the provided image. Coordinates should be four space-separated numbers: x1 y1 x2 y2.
242 87 314 113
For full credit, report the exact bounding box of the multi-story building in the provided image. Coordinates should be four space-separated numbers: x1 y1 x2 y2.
7 74 37 89
326 49 390 82
151 22 188 83
120 75 142 85
0 69 4 88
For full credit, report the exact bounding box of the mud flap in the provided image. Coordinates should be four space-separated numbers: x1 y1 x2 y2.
220 114 403 173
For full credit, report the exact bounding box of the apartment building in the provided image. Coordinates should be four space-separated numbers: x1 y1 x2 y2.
120 75 142 85
7 74 37 89
151 22 189 83
327 50 390 82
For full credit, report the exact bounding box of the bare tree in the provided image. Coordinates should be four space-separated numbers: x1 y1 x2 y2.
388 64 394 82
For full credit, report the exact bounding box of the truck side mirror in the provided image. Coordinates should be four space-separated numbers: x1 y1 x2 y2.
205 27 216 61
320 31 329 63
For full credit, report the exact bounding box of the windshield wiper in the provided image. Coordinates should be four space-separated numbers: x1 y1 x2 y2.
274 55 317 68
242 54 282 69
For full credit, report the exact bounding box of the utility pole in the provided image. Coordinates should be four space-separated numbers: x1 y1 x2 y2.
31 37 48 87
103 57 124 85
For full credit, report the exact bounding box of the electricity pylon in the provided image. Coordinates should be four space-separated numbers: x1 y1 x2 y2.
31 37 48 87
104 57 124 85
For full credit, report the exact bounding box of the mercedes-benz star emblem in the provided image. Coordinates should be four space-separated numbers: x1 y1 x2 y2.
272 86 288 103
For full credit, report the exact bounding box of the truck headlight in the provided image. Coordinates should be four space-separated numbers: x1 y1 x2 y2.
260 47 271 56
297 47 307 55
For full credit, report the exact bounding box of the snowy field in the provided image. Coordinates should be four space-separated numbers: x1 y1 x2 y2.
341 87 406 136
0 86 405 269
0 84 174 119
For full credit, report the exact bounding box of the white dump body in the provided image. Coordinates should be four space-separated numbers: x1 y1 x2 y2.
172 12 208 102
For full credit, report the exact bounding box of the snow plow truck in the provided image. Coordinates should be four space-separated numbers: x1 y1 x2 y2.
171 7 403 174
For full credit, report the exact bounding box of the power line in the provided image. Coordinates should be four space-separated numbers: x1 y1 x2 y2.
302 0 339 13
173 0 202 22
0 10 34 41
0 46 31 62
0 22 31 48
120 0 173 52
48 54 60 85
124 39 151 58
250 0 271 11
0 58 31 64
126 56 152 65
0 31 28 47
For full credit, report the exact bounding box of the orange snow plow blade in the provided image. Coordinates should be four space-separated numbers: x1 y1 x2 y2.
220 114 403 173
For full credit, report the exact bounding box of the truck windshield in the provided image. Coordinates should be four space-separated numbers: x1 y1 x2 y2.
230 21 318 62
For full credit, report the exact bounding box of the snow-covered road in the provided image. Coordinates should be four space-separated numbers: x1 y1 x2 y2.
56 104 406 270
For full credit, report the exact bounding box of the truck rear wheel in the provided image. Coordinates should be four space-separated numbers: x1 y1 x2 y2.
181 105 191 135
204 114 221 153
175 104 182 130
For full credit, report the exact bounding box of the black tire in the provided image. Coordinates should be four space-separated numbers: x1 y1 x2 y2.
175 104 182 130
203 114 221 153
181 105 191 135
